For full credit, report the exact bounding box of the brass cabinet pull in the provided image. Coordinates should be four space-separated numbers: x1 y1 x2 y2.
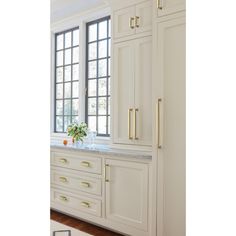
81 161 90 167
59 158 68 164
105 164 109 182
135 16 140 27
156 98 162 148
59 176 68 183
80 182 90 188
59 195 68 202
81 201 90 208
128 108 133 139
134 108 139 140
129 17 135 29
157 0 163 9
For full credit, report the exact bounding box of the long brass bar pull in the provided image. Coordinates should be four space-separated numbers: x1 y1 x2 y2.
128 108 133 139
135 16 140 27
134 108 139 140
129 17 135 29
157 98 162 148
105 164 109 182
157 0 163 9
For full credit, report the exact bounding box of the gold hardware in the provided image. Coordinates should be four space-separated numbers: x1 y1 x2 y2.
156 98 162 148
59 177 68 183
80 182 90 188
129 17 135 29
59 196 68 202
59 158 68 164
157 0 163 9
105 164 109 182
81 161 90 167
134 108 139 140
135 16 140 27
81 201 90 208
128 108 133 139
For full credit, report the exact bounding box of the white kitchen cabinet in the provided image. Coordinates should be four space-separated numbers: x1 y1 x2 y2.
105 158 148 231
113 1 152 39
156 0 185 17
154 15 186 236
113 36 152 146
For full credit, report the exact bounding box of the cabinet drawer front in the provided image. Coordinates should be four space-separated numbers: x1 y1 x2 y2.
51 152 102 174
51 169 102 196
51 189 101 217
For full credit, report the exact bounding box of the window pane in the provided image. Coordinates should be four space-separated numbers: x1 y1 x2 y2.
73 29 79 46
64 100 71 115
89 42 97 60
73 64 79 81
88 79 96 97
98 59 107 77
99 21 107 39
56 34 63 50
88 61 97 78
98 97 107 115
108 58 110 76
56 116 63 132
56 84 63 99
64 116 71 132
65 49 71 65
98 40 107 58
98 78 107 96
56 100 63 115
108 39 111 57
108 77 110 95
89 24 97 42
72 82 78 98
88 98 96 115
108 19 111 37
64 66 71 82
72 99 78 115
73 47 79 63
65 32 71 48
56 67 63 83
108 97 110 115
108 116 110 134
88 116 96 132
72 116 79 123
64 83 71 98
56 51 63 66
98 116 106 134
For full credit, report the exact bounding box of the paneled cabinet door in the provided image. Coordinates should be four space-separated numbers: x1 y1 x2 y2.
157 0 185 17
134 36 152 145
113 40 135 145
105 159 148 231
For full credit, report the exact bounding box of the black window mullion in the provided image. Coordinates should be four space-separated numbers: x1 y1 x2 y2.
96 21 99 134
106 18 109 135
70 30 73 125
62 32 65 132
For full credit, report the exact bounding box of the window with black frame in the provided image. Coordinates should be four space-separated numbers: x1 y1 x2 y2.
86 16 111 136
55 27 79 133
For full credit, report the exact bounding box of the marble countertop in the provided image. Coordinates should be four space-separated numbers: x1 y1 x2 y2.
50 141 152 160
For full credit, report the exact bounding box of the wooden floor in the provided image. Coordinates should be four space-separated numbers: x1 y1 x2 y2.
51 210 123 236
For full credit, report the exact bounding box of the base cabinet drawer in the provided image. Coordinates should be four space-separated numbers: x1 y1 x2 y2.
51 152 102 174
51 169 102 196
51 188 101 217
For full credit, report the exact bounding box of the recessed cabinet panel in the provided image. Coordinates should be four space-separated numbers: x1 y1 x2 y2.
105 159 148 231
157 0 185 17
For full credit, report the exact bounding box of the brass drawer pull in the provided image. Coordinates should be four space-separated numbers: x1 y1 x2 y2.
80 182 90 188
81 201 90 208
156 98 162 148
135 16 140 27
128 108 133 139
59 176 68 183
157 0 163 9
129 17 135 29
81 161 90 167
59 196 68 202
134 108 139 140
59 158 68 164
105 164 109 182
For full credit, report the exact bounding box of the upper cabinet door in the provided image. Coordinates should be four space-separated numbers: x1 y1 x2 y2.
135 1 152 34
113 40 135 145
113 6 135 39
134 36 152 146
157 0 185 17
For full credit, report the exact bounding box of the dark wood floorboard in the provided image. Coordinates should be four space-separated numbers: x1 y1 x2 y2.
51 210 123 236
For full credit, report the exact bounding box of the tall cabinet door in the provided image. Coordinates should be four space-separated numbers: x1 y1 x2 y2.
157 0 185 17
105 159 148 231
155 16 186 236
134 36 152 146
113 40 135 144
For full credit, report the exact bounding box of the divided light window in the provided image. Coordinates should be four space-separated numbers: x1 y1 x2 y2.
55 27 79 133
86 16 111 136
